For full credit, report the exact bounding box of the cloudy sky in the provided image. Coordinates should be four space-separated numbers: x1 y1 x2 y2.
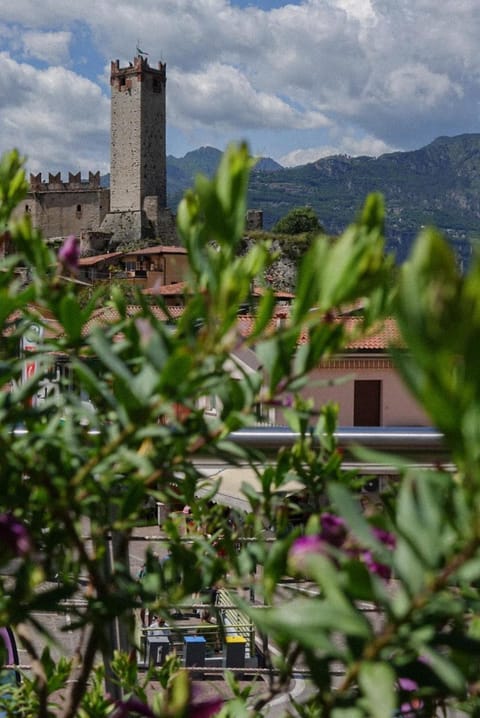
0 0 479 177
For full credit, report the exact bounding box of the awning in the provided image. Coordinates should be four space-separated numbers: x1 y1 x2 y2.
196 466 305 512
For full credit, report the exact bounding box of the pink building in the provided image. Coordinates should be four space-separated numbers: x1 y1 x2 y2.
299 318 429 427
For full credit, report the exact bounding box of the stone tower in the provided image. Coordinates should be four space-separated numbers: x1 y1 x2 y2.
101 55 167 244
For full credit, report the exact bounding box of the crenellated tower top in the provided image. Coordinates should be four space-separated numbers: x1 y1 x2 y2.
110 56 166 92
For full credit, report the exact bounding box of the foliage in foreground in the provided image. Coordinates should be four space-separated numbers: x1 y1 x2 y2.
1 144 480 717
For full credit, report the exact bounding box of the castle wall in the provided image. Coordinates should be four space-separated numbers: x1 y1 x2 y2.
13 177 110 242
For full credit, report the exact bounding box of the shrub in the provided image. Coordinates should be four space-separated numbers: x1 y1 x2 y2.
1 145 480 718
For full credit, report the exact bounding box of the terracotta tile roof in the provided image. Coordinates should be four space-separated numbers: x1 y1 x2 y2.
9 303 401 353
123 245 187 256
143 281 187 296
346 318 401 349
297 316 401 350
252 287 295 299
143 282 294 300
78 252 123 266
79 245 187 267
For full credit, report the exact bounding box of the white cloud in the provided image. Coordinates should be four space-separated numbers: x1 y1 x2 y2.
168 63 330 132
0 0 480 170
0 53 109 176
23 30 72 65
279 135 396 167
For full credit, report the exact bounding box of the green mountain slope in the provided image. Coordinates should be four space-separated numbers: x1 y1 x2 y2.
166 146 283 210
165 135 480 264
247 134 480 262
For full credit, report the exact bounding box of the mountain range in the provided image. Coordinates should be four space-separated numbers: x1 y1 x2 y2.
165 134 480 264
100 134 480 263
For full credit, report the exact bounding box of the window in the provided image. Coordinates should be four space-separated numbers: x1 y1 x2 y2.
354 380 381 426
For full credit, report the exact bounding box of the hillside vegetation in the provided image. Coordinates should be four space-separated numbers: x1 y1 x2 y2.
166 135 480 264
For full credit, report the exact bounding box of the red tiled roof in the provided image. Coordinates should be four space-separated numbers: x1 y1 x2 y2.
123 245 186 256
9 303 401 353
297 316 401 350
79 245 187 267
78 252 123 266
143 281 187 296
143 282 295 299
346 318 401 349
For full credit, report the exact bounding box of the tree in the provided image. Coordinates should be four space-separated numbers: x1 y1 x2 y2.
272 205 323 235
2 144 480 718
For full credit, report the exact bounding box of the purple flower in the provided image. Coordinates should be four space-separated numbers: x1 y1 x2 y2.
58 234 79 272
188 697 223 718
363 527 396 579
372 527 396 549
397 676 422 715
361 550 392 580
111 696 155 718
0 514 32 557
320 513 347 547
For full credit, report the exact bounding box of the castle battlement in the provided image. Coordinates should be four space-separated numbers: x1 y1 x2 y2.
111 55 166 91
30 171 101 192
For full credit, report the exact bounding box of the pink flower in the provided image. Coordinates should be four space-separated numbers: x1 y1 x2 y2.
58 235 79 272
0 514 32 557
290 534 325 557
288 534 327 573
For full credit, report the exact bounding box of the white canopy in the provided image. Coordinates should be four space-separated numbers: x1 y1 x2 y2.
196 466 305 512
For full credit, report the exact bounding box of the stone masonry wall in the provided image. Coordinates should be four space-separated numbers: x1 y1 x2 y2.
13 187 110 242
109 57 166 215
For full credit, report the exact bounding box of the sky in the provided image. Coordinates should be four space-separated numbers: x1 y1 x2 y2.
0 0 479 178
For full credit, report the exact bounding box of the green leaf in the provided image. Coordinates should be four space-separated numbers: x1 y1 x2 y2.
328 483 391 564
358 661 396 718
421 646 466 694
396 471 451 570
252 596 372 651
59 294 83 342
